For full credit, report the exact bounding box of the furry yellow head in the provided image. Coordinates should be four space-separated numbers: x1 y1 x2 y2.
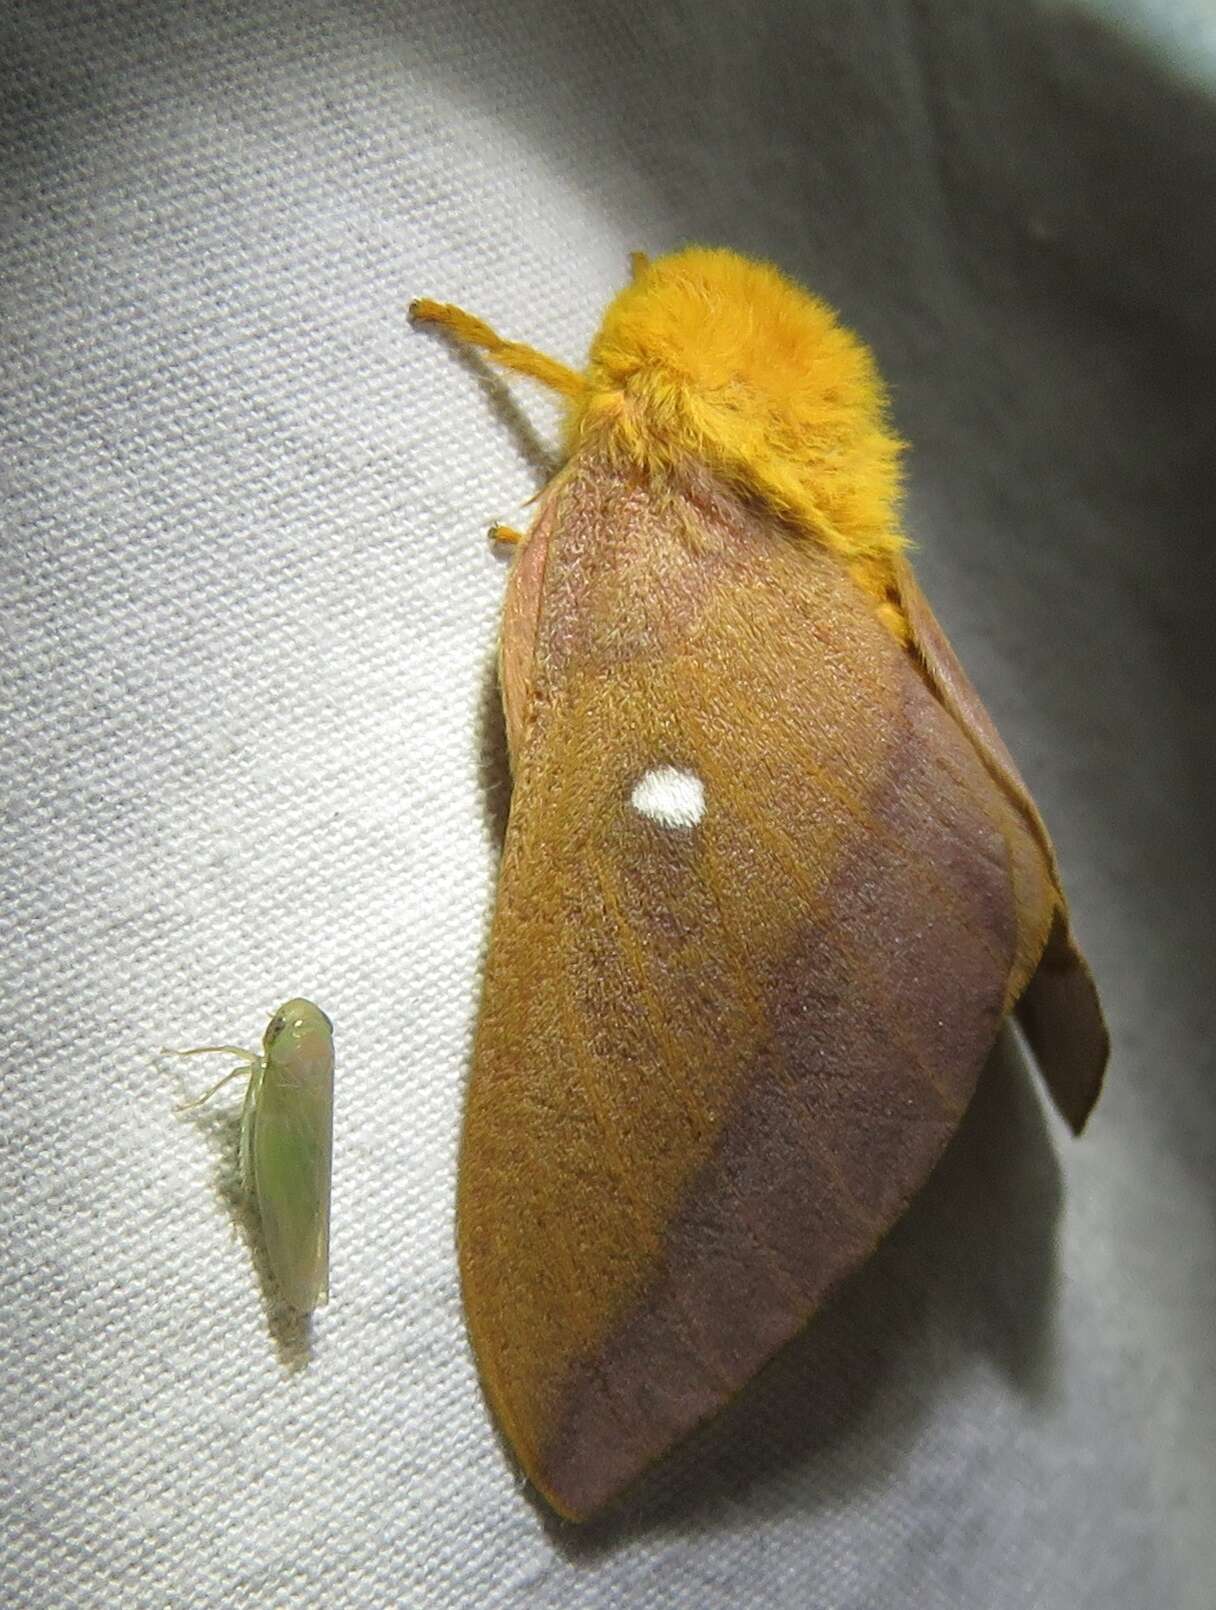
568 247 906 567
411 247 906 578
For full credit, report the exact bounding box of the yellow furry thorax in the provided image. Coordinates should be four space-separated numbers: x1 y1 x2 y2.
410 247 908 624
565 247 906 574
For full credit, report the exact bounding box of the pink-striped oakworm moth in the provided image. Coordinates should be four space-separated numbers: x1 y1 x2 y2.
411 247 1108 1521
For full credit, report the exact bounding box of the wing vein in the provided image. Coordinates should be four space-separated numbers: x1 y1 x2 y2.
679 639 1011 975
677 706 966 1118
692 827 888 1238
590 850 812 1327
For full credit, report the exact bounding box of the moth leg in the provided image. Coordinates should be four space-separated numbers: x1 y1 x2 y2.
488 523 525 545
629 250 650 280
409 298 585 400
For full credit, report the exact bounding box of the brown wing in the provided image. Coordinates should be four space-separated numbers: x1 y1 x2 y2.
894 559 1108 1132
461 454 1064 1520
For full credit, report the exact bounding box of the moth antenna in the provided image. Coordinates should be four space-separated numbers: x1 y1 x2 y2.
409 299 586 400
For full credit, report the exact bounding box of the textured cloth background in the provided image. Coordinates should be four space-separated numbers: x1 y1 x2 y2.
2 1 1214 1605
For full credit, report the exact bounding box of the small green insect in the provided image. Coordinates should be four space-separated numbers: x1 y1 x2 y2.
173 998 334 1312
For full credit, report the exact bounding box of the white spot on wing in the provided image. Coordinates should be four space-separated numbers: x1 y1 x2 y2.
630 766 705 830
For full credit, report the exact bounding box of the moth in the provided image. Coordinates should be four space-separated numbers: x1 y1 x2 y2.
412 247 1107 1520
174 998 334 1313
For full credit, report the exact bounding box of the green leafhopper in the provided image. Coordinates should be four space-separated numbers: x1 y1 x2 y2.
174 998 334 1312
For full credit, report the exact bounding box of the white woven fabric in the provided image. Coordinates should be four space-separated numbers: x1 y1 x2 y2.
3 2 1213 1604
